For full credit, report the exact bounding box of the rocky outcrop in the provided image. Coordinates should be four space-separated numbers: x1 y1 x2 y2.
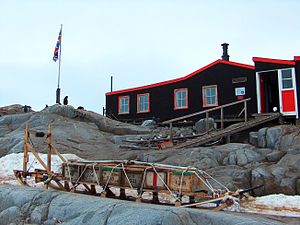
0 185 283 225
253 125 300 150
1 104 300 196
135 143 300 195
0 104 32 116
0 104 149 159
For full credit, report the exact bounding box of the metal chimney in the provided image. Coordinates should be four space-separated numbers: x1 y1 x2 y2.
221 43 229 61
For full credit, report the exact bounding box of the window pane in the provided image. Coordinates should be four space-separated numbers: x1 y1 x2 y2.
138 94 149 112
282 69 292 79
175 89 187 108
203 86 217 106
283 80 293 89
119 97 129 113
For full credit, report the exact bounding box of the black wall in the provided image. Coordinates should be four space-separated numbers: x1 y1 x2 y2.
106 63 257 122
255 62 293 72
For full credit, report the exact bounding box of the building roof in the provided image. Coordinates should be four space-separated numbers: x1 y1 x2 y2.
252 57 295 66
106 59 254 96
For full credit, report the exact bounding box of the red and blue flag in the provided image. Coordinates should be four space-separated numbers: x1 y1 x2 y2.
53 27 62 62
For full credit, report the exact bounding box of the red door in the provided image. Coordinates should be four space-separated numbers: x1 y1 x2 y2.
279 68 297 115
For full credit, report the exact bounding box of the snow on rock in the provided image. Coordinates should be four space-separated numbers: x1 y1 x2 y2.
240 194 300 218
0 152 82 185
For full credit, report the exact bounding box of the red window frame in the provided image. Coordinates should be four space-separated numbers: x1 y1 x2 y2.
118 95 130 114
137 93 150 113
202 85 218 107
174 88 188 110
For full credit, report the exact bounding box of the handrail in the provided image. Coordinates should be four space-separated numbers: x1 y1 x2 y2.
162 98 251 124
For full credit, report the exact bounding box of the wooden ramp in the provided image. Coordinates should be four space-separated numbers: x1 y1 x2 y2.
174 113 281 149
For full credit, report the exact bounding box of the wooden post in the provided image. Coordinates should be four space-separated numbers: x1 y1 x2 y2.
169 122 173 143
23 123 29 173
205 112 209 132
244 101 248 122
220 107 224 130
47 124 52 173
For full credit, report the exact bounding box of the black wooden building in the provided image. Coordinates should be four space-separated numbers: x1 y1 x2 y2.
106 44 300 123
106 44 257 122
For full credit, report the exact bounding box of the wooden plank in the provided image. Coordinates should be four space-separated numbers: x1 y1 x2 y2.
23 123 29 173
175 113 280 149
26 143 51 173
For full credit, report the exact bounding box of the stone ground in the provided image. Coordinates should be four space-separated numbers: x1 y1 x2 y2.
1 104 300 224
0 185 294 225
1 104 300 195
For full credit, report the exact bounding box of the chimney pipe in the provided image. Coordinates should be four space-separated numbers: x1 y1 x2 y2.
221 43 230 61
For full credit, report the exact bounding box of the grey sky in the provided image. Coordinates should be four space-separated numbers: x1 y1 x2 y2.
1 0 300 113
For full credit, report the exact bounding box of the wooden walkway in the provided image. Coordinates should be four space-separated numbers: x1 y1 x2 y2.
174 113 281 149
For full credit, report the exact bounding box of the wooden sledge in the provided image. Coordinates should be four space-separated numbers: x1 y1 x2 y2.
13 123 254 210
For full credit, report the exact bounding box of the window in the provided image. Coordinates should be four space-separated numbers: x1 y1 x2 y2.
137 93 150 113
118 96 129 114
203 85 218 107
282 69 293 89
174 88 188 109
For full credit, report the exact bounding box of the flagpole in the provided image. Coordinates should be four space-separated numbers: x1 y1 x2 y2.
56 24 63 104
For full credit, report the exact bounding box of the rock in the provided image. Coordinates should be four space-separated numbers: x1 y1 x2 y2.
277 153 300 172
111 135 150 144
0 206 23 224
141 120 157 128
0 104 30 116
266 151 286 162
256 125 299 150
296 179 300 195
266 127 282 149
0 185 283 225
207 165 251 190
222 147 264 166
194 118 215 133
249 132 258 146
257 127 268 148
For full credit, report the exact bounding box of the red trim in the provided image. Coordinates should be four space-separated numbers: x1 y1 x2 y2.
174 88 188 110
137 93 150 113
253 57 295 66
106 60 254 96
202 85 218 107
118 95 130 114
294 56 300 61
152 172 157 188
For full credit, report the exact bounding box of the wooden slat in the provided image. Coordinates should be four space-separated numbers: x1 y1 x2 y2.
26 143 51 173
174 113 280 149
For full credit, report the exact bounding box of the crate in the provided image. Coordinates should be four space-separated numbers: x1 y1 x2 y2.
62 163 80 181
169 170 198 193
100 167 122 186
145 171 167 190
123 171 143 188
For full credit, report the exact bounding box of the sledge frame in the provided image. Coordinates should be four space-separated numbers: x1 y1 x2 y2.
14 123 241 210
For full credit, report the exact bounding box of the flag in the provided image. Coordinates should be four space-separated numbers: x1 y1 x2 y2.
53 27 62 62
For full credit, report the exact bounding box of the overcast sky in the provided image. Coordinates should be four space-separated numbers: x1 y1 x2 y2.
1 0 300 113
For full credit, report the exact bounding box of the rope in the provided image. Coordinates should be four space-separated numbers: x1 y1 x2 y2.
194 171 215 193
121 163 133 190
66 162 73 188
73 164 89 188
102 163 122 193
152 165 174 197
139 167 151 196
92 164 100 186
179 167 190 196
199 170 229 192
